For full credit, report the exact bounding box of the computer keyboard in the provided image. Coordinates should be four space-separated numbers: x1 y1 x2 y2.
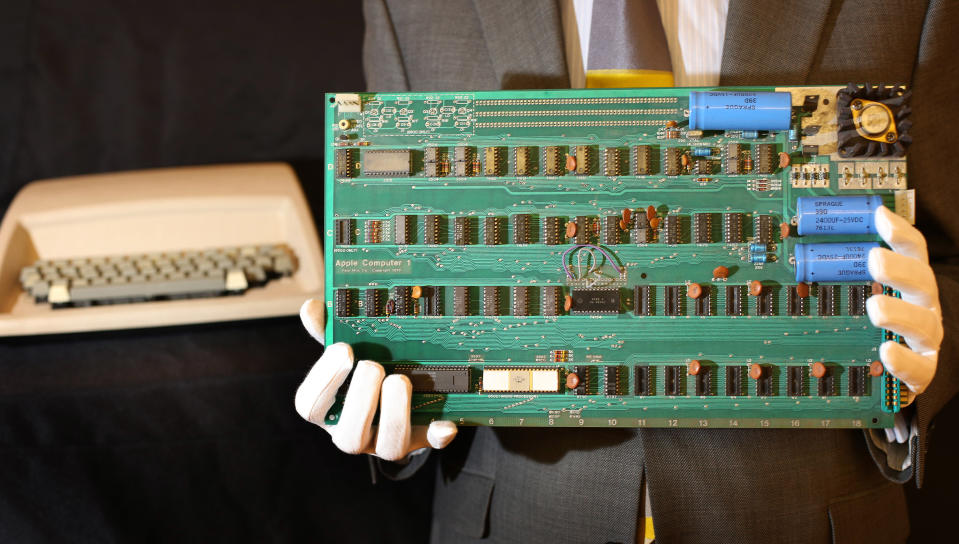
19 244 297 307
0 163 323 336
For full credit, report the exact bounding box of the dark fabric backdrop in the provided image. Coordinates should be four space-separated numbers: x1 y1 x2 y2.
0 1 954 542
0 1 434 542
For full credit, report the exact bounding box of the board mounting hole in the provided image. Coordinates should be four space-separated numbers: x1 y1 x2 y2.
872 418 878 424
329 96 336 103
822 98 830 105
641 273 647 279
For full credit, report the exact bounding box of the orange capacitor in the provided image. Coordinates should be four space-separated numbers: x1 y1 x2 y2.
871 282 884 295
665 120 678 128
646 205 657 220
779 222 791 239
796 282 811 298
749 363 764 380
566 153 577 172
687 283 703 299
649 217 661 229
563 294 573 312
618 218 629 231
778 152 791 168
869 360 884 377
681 153 691 168
748 280 763 296
811 362 827 379
713 265 730 279
566 372 581 390
411 286 423 299
566 221 577 238
688 360 702 376
622 208 632 224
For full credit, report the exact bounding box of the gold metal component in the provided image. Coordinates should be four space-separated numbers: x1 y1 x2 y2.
850 99 897 143
338 119 355 130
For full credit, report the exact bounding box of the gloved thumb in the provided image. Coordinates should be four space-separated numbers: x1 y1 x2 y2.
299 298 326 345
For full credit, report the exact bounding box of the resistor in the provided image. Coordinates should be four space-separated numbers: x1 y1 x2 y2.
743 154 754 173
692 147 713 157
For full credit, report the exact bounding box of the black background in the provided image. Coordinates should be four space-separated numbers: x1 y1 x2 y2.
0 1 954 541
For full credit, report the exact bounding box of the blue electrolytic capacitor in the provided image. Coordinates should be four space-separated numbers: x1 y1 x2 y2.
692 147 713 157
796 196 884 236
688 91 792 131
794 242 879 282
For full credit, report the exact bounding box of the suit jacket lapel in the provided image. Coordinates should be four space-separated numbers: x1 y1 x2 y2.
720 0 834 85
471 0 570 89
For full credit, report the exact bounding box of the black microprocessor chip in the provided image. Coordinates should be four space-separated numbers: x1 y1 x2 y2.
570 289 621 315
392 366 471 393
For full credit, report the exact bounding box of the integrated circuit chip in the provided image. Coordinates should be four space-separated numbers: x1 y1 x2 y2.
362 149 411 177
393 366 470 393
482 367 560 393
570 289 620 315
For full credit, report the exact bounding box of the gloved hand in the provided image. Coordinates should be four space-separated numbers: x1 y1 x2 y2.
293 299 457 461
867 206 944 442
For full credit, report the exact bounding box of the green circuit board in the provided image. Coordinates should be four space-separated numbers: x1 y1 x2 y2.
323 85 914 429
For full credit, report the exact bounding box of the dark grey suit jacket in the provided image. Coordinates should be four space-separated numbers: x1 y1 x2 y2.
362 1 959 542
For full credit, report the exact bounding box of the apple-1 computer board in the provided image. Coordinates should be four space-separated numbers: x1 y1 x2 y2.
323 84 913 429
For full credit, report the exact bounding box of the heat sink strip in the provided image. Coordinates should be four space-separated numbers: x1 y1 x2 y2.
476 109 679 117
474 97 678 105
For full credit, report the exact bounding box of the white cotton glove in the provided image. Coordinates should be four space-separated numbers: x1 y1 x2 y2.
293 299 458 461
866 206 944 443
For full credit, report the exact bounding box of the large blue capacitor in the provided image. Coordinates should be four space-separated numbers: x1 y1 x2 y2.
688 91 792 131
796 196 883 236
794 242 879 282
